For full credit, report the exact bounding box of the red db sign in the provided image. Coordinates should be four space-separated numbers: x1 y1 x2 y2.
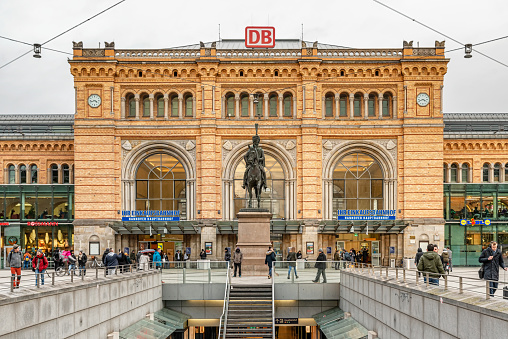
245 27 275 48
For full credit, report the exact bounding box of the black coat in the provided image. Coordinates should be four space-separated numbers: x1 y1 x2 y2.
315 253 327 269
479 247 506 281
415 251 424 265
265 251 276 267
118 253 127 266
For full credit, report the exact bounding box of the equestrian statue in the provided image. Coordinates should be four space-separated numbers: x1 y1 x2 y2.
242 125 267 208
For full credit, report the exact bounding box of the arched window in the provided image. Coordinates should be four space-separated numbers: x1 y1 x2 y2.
283 93 292 117
483 163 490 182
269 94 277 117
226 94 235 117
494 163 501 182
185 95 193 117
127 93 136 117
450 164 458 183
339 93 348 117
170 95 179 117
135 153 187 218
20 164 27 184
62 164 70 184
461 163 469 183
505 164 508 182
443 163 447 183
240 94 249 117
353 93 363 117
325 93 334 117
368 93 377 117
50 164 59 184
156 94 164 117
141 94 150 117
233 154 285 218
254 93 263 118
382 92 393 117
332 153 383 211
8 165 15 184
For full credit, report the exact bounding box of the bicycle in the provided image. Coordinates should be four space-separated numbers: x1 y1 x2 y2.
89 256 104 269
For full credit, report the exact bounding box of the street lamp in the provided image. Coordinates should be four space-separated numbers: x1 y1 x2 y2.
33 44 42 58
464 44 472 59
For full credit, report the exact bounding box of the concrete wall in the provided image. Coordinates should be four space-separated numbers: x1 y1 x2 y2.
163 283 225 320
0 271 163 339
340 271 508 339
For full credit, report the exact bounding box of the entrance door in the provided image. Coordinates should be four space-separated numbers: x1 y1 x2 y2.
371 241 380 266
336 241 345 252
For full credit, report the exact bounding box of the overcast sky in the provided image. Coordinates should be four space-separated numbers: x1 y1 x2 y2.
0 0 506 114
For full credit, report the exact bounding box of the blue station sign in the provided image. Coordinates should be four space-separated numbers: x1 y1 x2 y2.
122 210 180 221
337 209 396 221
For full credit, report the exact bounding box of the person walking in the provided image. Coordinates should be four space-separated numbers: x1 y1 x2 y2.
173 249 181 268
78 250 87 276
415 248 424 277
7 244 23 289
102 248 110 267
441 248 450 273
313 249 327 283
417 244 445 286
130 251 137 265
446 247 453 272
233 247 243 277
104 249 119 275
287 247 299 279
200 249 207 259
333 249 341 270
362 247 368 264
67 250 77 275
139 252 150 271
23 251 32 270
265 246 276 279
224 248 231 267
32 249 49 286
479 241 507 297
117 249 127 273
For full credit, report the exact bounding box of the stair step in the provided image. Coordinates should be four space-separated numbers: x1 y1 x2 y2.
227 322 272 326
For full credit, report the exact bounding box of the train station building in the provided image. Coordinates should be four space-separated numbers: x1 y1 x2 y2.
1 38 507 266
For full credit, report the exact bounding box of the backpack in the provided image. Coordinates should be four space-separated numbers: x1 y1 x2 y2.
344 252 352 261
442 251 449 263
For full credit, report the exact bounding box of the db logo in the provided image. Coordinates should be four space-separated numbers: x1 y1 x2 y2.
245 27 275 48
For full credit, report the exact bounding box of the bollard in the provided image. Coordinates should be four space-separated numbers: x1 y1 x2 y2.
82 269 85 281
486 281 490 300
36 273 40 288
71 269 74 283
385 267 388 278
403 269 406 283
10 276 14 292
416 271 419 285
208 267 212 283
291 270 295 283
379 266 382 277
96 267 99 279
395 268 398 281
183 268 186 284
444 275 448 291
52 272 55 286
104 267 107 278
426 273 429 288
459 277 463 293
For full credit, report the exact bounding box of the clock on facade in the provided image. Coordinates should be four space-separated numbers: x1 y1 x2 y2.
87 94 102 108
416 93 430 107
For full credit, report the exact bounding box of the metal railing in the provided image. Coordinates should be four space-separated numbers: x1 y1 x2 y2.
272 262 275 339
218 264 231 339
272 260 344 284
345 262 508 301
160 261 229 284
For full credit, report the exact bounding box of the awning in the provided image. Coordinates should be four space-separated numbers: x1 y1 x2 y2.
318 220 410 234
216 220 303 234
119 308 190 339
109 221 200 235
313 307 368 339
216 221 238 234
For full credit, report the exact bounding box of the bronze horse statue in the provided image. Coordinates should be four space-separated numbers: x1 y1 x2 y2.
244 149 265 208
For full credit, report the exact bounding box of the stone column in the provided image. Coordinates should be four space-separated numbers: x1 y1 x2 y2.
313 86 317 114
264 93 269 119
192 97 196 118
392 96 397 118
378 95 383 119
302 85 306 114
121 97 126 119
201 85 205 115
149 94 154 119
349 94 354 119
292 96 296 118
249 94 254 118
278 94 283 119
335 95 339 119
363 93 369 119
110 86 114 116
134 94 140 119
235 94 240 119
163 94 169 120
321 96 326 119
221 96 225 118
447 164 451 183
212 86 216 114
178 94 183 119
57 164 62 184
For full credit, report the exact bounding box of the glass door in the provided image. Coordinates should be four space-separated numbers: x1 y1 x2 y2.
371 241 380 266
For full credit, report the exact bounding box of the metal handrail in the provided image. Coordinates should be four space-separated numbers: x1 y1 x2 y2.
272 261 275 339
218 264 231 339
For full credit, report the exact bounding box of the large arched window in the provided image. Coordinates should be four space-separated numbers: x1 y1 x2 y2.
368 93 377 117
8 165 15 184
325 93 334 117
353 93 363 117
283 93 292 117
494 163 501 182
141 94 150 117
443 163 447 183
450 164 458 183
461 163 469 183
226 93 235 118
170 94 179 117
269 94 277 117
184 94 193 117
240 94 249 117
135 153 187 219
20 164 27 184
126 93 136 117
382 92 393 117
156 94 164 117
233 154 285 219
339 93 348 117
254 93 263 117
332 153 383 212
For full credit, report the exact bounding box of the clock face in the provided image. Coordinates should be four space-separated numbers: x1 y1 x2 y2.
416 93 430 107
88 94 101 108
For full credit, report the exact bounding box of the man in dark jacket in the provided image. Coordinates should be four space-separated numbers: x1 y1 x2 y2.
415 248 424 276
117 249 127 273
104 250 119 275
479 241 507 296
313 249 327 283
417 244 445 285
102 248 110 266
233 247 243 277
264 247 276 279
287 247 298 279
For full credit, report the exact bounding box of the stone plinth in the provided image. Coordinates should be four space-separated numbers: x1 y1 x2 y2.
236 209 272 276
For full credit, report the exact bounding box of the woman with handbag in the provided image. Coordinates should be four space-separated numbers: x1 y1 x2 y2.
479 241 507 297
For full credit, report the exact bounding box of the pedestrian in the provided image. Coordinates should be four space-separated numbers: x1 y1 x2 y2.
183 251 189 261
441 248 450 272
415 248 424 277
125 252 132 269
264 246 276 279
233 247 243 277
417 244 445 286
479 241 507 297
296 250 302 260
23 251 32 270
224 248 231 267
313 249 327 283
7 244 22 289
174 249 181 268
446 247 453 272
200 249 207 259
78 250 87 276
102 248 110 266
139 252 150 271
130 251 136 265
136 250 142 268
104 248 119 275
333 249 341 270
67 250 77 275
153 248 162 269
117 249 127 273
362 247 368 264
287 247 298 279
32 249 49 286
162 253 167 269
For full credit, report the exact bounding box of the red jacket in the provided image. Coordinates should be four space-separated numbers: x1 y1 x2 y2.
32 254 49 271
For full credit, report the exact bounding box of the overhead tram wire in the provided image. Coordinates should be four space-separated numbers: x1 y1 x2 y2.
0 0 125 71
0 36 73 56
373 0 508 69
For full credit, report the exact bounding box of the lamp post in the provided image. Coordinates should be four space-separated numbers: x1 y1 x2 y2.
33 44 42 58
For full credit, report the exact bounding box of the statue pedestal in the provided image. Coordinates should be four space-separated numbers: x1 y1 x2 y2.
236 209 272 276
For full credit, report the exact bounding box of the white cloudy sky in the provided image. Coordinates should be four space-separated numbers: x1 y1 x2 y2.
0 0 506 113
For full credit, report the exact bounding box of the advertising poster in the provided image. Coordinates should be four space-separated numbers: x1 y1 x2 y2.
205 242 212 255
306 242 314 255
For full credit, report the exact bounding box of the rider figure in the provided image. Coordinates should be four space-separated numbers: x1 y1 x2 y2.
242 135 267 190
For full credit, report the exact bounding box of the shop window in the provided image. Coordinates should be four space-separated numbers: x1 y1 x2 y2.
50 164 59 184
283 93 292 117
450 164 458 183
20 164 27 184
135 153 187 219
185 95 193 117
461 163 469 183
269 94 277 117
482 163 490 182
233 154 285 219
38 185 52 219
156 94 164 117
494 163 501 182
30 164 38 184
325 93 334 117
5 188 21 220
241 94 249 117
8 164 15 184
